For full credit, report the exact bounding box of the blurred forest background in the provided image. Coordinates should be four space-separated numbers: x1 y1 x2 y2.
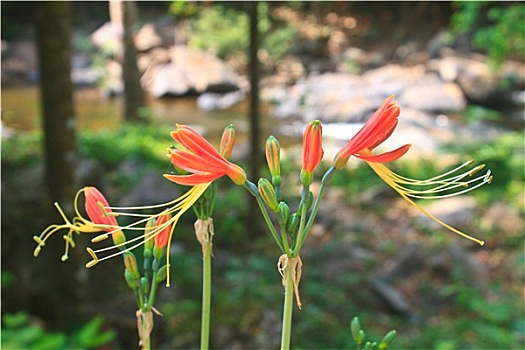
1 1 524 349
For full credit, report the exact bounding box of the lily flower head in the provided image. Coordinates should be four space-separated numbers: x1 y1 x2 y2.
333 95 410 169
33 186 123 262
334 96 492 245
164 124 247 186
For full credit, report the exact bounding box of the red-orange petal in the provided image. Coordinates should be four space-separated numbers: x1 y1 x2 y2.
164 173 222 186
355 144 411 163
154 213 172 248
84 186 118 229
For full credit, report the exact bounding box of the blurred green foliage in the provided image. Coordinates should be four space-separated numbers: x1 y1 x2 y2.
451 2 525 66
1 313 116 350
173 2 298 58
3 125 523 349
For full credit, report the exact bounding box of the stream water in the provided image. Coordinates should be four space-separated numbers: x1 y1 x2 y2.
1 86 294 145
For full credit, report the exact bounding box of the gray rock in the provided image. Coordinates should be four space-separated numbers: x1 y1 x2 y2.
370 277 412 316
399 79 466 112
197 90 245 111
134 23 162 52
147 46 241 97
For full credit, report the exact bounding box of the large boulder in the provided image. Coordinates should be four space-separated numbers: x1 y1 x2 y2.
433 56 525 111
146 46 242 98
398 78 466 112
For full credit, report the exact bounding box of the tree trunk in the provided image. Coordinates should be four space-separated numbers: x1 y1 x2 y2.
33 0 85 329
34 1 78 202
248 1 261 182
121 0 146 122
246 2 264 236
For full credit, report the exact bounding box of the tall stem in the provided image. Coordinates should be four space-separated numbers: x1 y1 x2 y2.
280 265 294 350
201 243 212 350
141 314 151 350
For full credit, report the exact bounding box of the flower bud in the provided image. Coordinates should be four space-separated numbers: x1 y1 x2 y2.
279 202 290 224
265 136 281 181
144 217 156 258
154 213 172 249
287 213 300 234
351 317 362 345
140 277 150 294
302 120 323 173
124 269 137 289
258 178 279 213
379 330 397 350
219 124 235 159
155 265 168 284
124 252 140 280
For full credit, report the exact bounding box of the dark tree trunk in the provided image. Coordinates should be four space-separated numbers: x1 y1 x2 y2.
121 0 146 122
33 0 86 329
34 1 78 202
248 1 261 182
246 1 265 236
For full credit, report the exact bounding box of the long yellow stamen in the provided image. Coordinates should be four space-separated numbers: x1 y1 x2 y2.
85 183 212 287
367 161 488 245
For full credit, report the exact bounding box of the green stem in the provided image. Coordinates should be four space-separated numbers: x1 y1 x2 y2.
280 265 295 350
244 181 285 252
146 271 158 310
292 187 309 257
201 243 212 350
295 166 336 253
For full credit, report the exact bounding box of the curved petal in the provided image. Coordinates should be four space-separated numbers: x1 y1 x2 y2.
356 144 411 163
171 125 226 162
168 149 229 173
164 173 222 186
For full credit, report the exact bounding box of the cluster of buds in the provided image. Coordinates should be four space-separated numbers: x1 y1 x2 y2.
124 213 171 313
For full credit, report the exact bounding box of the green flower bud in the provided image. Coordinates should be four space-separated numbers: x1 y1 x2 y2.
155 265 168 284
140 277 150 295
265 136 281 178
351 317 362 344
124 252 140 280
144 218 156 258
287 213 300 234
379 330 397 350
124 269 137 290
258 178 280 213
279 202 290 224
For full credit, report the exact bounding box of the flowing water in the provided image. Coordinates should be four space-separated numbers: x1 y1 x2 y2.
1 86 296 145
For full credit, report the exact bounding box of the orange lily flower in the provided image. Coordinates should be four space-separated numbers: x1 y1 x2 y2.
333 96 492 245
333 95 411 169
164 124 247 186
